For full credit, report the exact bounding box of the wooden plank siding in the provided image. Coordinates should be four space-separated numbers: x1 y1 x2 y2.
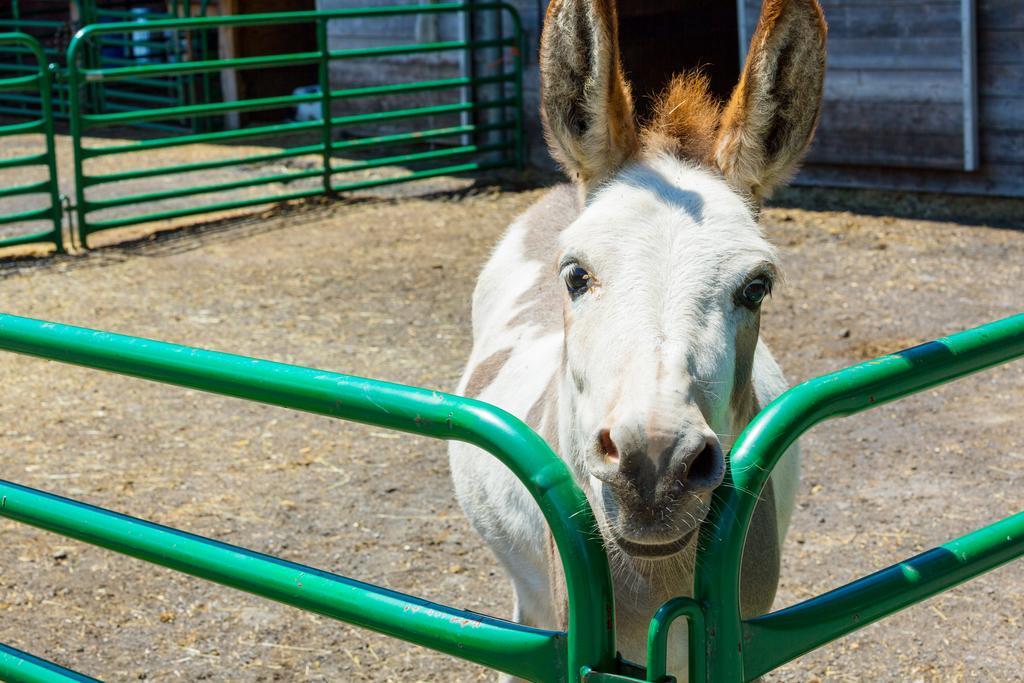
740 0 1024 197
742 0 973 171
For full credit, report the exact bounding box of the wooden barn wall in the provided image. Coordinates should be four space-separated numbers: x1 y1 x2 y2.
742 0 973 171
311 0 1021 197
741 0 1023 197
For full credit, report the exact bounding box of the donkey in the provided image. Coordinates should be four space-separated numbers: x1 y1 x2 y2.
449 0 826 677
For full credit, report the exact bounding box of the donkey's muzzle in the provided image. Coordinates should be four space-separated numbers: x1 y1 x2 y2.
591 426 725 499
589 424 726 548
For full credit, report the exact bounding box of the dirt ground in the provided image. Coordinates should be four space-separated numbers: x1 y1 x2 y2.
0 161 1022 682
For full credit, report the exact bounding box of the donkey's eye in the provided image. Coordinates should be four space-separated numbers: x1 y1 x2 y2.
564 265 592 299
740 276 772 309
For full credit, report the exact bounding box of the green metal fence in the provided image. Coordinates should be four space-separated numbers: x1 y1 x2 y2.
0 311 1021 682
0 311 613 683
79 1 208 131
0 33 64 253
659 311 1024 681
67 4 525 247
0 1 80 119
0 0 206 122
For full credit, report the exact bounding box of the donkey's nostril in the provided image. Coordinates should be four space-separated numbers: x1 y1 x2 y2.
597 428 619 463
687 441 724 488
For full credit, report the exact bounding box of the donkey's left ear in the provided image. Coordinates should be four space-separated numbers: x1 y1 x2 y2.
714 0 827 201
540 0 639 194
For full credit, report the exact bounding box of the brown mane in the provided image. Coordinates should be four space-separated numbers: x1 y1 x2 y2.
643 70 723 164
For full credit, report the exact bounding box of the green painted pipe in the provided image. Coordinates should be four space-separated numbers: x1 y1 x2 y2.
0 480 563 682
0 643 99 683
84 144 325 186
0 312 617 681
327 37 514 61
742 509 1024 678
328 73 515 101
80 119 322 158
65 4 526 244
0 152 48 170
83 121 516 188
694 312 1024 681
82 51 323 82
645 598 705 683
0 118 45 135
329 160 509 194
85 168 325 211
0 73 41 92
82 187 325 233
0 180 51 199
82 87 321 127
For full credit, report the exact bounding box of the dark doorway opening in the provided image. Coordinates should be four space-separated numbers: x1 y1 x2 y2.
617 1 741 123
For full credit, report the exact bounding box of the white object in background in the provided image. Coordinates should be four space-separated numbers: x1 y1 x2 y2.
131 7 152 63
293 85 322 122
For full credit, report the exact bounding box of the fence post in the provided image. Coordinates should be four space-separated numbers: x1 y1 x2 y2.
0 33 65 254
317 17 333 196
66 33 90 248
461 0 479 149
513 8 525 170
42 63 65 253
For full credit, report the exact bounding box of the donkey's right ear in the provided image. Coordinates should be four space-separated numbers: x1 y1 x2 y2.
540 0 639 194
714 0 827 201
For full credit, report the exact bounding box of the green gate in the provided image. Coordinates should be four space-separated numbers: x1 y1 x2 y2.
0 33 64 253
0 1 81 120
0 311 1021 682
67 4 525 247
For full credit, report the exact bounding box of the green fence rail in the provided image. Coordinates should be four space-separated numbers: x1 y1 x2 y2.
0 311 1021 681
686 311 1024 681
0 311 614 683
0 33 64 253
67 4 526 247
80 2 207 132
0 643 99 683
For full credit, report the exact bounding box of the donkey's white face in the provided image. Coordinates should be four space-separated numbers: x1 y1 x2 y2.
540 0 826 559
558 157 778 557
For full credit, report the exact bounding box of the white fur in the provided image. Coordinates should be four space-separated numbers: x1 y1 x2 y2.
449 156 800 680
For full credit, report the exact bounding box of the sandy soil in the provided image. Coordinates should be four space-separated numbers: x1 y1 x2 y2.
0 171 1022 682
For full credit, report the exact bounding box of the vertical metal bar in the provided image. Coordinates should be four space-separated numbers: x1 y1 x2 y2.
961 0 979 171
736 0 749 67
495 0 511 165
513 10 525 169
10 1 28 115
82 0 103 117
646 598 706 683
41 63 65 253
459 0 478 148
67 34 90 247
316 17 333 195
200 0 212 120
